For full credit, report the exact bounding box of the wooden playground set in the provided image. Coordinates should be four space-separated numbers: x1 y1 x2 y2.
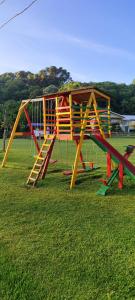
2 87 135 195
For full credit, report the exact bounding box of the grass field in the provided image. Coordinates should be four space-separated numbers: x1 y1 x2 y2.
1 137 135 300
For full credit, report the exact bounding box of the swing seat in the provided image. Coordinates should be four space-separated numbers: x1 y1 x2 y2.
63 169 85 176
63 166 100 176
81 161 94 169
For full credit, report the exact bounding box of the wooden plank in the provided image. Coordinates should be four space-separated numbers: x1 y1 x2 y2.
22 97 43 103
93 89 110 100
58 134 71 140
57 124 71 127
15 132 31 136
56 106 70 110
71 88 94 96
58 130 71 132
56 112 70 115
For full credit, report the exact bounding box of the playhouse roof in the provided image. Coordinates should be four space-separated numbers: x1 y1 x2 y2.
41 86 110 102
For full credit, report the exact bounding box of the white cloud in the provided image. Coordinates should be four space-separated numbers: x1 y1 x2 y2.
54 31 135 61
14 24 135 61
22 26 135 61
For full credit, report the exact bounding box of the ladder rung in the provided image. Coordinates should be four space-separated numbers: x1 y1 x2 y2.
28 177 35 182
37 157 44 160
81 161 93 164
47 136 54 140
35 163 42 167
41 150 47 153
32 170 39 174
43 143 50 147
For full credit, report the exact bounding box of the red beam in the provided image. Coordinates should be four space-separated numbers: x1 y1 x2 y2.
57 106 70 111
15 132 31 136
107 152 111 178
22 132 32 136
23 107 40 154
118 163 124 189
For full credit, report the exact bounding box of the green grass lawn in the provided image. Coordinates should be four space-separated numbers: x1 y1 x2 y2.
1 137 135 299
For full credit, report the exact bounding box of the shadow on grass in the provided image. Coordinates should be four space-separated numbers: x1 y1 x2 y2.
3 165 31 170
76 173 103 186
48 168 64 174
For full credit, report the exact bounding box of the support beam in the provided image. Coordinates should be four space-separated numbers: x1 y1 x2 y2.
107 152 111 177
108 97 111 137
19 98 31 111
74 139 86 170
69 94 73 140
2 103 23 167
118 163 124 189
1 99 37 167
56 97 59 138
92 92 105 139
43 96 46 139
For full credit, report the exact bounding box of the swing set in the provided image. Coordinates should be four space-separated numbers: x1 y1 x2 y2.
2 86 135 195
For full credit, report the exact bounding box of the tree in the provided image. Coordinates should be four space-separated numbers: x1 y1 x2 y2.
132 79 135 85
1 66 135 116
60 81 82 91
43 85 58 94
29 86 42 98
38 66 72 88
122 96 135 114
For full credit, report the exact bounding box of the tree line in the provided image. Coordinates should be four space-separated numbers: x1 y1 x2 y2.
1 66 135 114
0 65 135 146
60 81 135 115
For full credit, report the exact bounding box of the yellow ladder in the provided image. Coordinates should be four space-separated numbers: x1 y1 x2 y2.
27 134 56 187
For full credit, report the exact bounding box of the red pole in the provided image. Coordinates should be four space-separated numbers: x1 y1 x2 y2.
118 162 124 189
24 107 40 154
118 151 132 190
107 152 111 178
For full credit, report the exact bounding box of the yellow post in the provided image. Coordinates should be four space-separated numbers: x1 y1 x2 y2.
70 93 93 189
1 99 31 167
55 97 59 138
92 92 105 139
43 97 46 139
80 104 83 126
69 94 73 140
18 98 31 111
108 97 111 137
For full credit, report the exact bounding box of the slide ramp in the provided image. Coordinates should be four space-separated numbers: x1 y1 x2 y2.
89 134 135 178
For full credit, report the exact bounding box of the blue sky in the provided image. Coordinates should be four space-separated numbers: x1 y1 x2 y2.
0 0 135 83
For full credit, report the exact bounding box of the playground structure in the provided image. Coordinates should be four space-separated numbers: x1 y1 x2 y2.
1 86 135 195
